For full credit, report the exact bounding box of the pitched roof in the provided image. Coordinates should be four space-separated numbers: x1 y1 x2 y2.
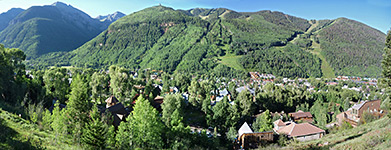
105 96 119 104
238 122 253 137
289 111 313 119
273 119 286 126
351 101 366 110
351 100 381 110
108 103 128 115
277 122 325 137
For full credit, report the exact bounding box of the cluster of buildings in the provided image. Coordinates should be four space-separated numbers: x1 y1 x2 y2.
236 100 385 149
236 110 325 149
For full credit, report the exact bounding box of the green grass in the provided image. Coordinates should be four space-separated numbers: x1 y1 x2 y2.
286 117 391 150
310 37 335 78
218 55 245 71
306 20 335 78
0 102 82 150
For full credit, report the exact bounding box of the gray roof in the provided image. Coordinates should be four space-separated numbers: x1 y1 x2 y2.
238 122 253 137
351 101 366 110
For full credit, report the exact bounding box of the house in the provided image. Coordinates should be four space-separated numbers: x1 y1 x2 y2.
273 119 293 130
336 99 381 127
288 110 314 123
104 96 130 128
238 122 274 149
274 121 325 142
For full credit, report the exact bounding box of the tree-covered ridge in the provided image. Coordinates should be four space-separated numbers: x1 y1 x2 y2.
317 18 386 77
0 3 109 58
62 5 317 77
241 44 322 78
25 5 387 78
0 8 24 32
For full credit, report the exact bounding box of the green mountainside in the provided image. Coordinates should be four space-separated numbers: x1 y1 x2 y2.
27 5 386 78
0 2 110 58
316 18 386 77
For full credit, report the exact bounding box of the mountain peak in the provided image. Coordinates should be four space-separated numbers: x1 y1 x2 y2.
96 11 125 23
51 1 69 7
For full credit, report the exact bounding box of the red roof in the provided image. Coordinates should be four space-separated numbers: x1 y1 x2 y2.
277 122 325 137
273 119 286 126
289 111 313 119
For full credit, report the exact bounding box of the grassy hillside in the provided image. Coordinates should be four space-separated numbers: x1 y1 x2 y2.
285 117 391 149
0 102 81 150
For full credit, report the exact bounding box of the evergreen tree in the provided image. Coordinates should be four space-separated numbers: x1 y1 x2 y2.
51 102 67 143
226 127 237 142
106 125 116 149
65 73 91 143
381 30 391 88
381 30 391 116
81 104 108 150
167 109 192 149
68 74 90 113
41 109 53 131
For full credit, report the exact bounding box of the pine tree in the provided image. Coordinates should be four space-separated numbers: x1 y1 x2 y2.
106 125 116 149
41 109 53 131
65 73 91 143
81 104 108 150
381 30 391 88
51 102 67 143
381 30 391 117
68 74 90 113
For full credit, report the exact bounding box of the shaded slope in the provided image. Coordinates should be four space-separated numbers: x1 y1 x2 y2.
0 8 24 32
0 2 107 58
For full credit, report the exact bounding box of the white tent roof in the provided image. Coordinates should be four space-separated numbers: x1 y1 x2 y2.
238 122 253 137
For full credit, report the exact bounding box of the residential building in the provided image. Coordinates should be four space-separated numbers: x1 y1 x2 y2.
238 122 274 149
273 119 325 142
288 110 314 123
336 99 381 127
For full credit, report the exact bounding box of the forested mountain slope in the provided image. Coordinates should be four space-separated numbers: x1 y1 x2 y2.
0 8 24 32
29 5 386 78
63 5 323 78
0 2 116 58
316 18 386 77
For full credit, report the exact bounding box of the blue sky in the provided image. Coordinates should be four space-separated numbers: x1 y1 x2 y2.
0 0 390 33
